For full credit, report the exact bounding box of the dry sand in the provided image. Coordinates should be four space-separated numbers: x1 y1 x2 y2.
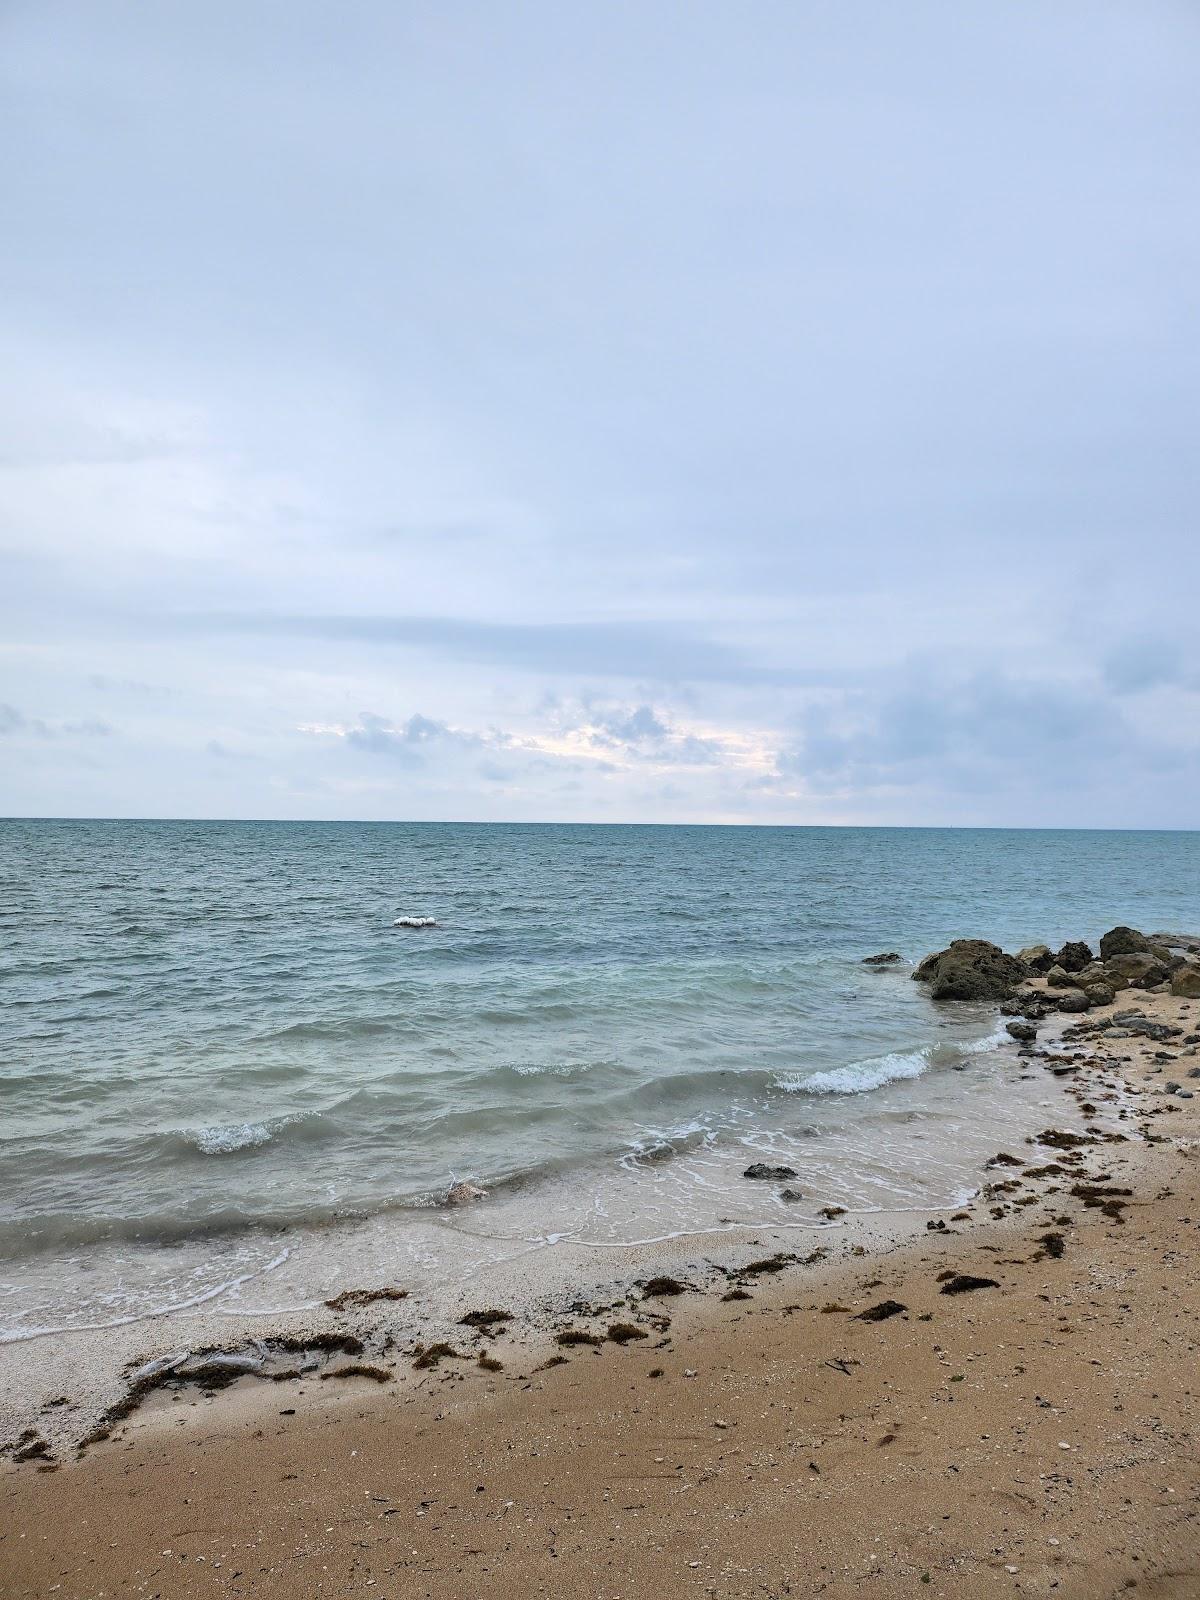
3 990 1199 1599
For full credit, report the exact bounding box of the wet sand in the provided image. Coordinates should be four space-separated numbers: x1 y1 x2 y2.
3 989 1199 1598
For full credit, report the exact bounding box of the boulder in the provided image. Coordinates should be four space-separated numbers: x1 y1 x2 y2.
1084 983 1115 1007
1045 965 1081 989
1099 926 1151 961
1077 962 1109 987
1171 965 1200 999
912 940 1028 1002
1055 989 1091 1013
446 1181 487 1206
1006 1020 1038 1042
1017 944 1054 974
861 952 902 966
743 1162 798 1181
1106 952 1171 989
1053 940 1094 973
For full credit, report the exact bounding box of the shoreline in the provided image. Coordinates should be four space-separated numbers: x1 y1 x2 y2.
4 966 1199 1594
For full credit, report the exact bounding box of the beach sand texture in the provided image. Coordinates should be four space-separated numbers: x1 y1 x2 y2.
3 979 1199 1598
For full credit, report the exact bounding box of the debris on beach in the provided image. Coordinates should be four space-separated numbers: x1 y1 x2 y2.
641 1274 690 1296
856 1299 907 1322
319 1362 392 1383
607 1322 648 1342
325 1285 408 1310
412 1342 462 1370
939 1273 1000 1295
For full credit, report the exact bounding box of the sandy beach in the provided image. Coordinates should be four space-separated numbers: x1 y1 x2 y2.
4 974 1199 1599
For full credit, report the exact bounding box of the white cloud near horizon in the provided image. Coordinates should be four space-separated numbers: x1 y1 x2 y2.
1 1 1198 827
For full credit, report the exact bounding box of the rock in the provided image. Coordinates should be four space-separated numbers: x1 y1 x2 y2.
743 1162 798 1180
1053 941 1094 973
1006 1020 1038 1042
912 940 1027 1002
1017 944 1054 974
861 952 902 965
1084 983 1115 1007
1077 962 1109 987
1055 990 1091 1013
446 1181 487 1206
1099 926 1151 961
1106 952 1171 988
1045 965 1081 989
1171 965 1200 999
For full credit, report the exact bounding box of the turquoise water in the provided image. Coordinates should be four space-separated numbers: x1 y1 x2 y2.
1 821 1196 1335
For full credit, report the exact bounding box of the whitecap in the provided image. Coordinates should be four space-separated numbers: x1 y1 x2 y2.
775 1021 1010 1096
393 916 437 928
188 1121 274 1154
781 1049 931 1096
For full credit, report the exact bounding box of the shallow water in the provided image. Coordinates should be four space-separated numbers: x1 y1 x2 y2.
1 819 1196 1338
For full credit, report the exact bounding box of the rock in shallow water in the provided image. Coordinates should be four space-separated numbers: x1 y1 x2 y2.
913 939 1027 1002
742 1162 798 1180
1005 1020 1038 1042
861 951 902 965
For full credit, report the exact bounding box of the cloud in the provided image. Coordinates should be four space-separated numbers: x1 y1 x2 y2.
181 612 846 688
775 668 1183 801
1101 637 1192 695
339 711 485 761
0 703 112 739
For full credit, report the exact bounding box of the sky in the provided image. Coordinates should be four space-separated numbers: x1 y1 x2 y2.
1 1 1198 827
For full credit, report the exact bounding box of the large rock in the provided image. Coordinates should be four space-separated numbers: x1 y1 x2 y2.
1106 952 1171 989
1055 989 1091 1013
913 940 1028 1002
861 951 902 966
1171 964 1200 999
1099 926 1151 961
1017 944 1054 974
1046 965 1081 989
1084 983 1115 1007
1053 940 1094 973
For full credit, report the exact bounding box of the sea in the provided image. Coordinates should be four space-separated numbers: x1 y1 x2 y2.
2 819 1197 1344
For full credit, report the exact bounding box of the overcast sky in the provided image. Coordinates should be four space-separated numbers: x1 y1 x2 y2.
2 1 1197 826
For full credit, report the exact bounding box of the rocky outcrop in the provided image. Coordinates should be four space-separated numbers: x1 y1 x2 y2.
913 940 1028 1002
1171 964 1200 999
1016 944 1054 974
1105 952 1172 989
861 952 902 965
1045 965 1080 989
1053 940 1094 973
1055 989 1091 1012
1099 926 1151 961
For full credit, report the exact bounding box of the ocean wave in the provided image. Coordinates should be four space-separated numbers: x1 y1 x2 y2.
776 1023 1010 1096
187 1121 276 1154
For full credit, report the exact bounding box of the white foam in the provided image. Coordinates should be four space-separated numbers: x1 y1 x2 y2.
782 1049 931 1096
776 1023 1010 1097
189 1121 274 1154
393 916 437 928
